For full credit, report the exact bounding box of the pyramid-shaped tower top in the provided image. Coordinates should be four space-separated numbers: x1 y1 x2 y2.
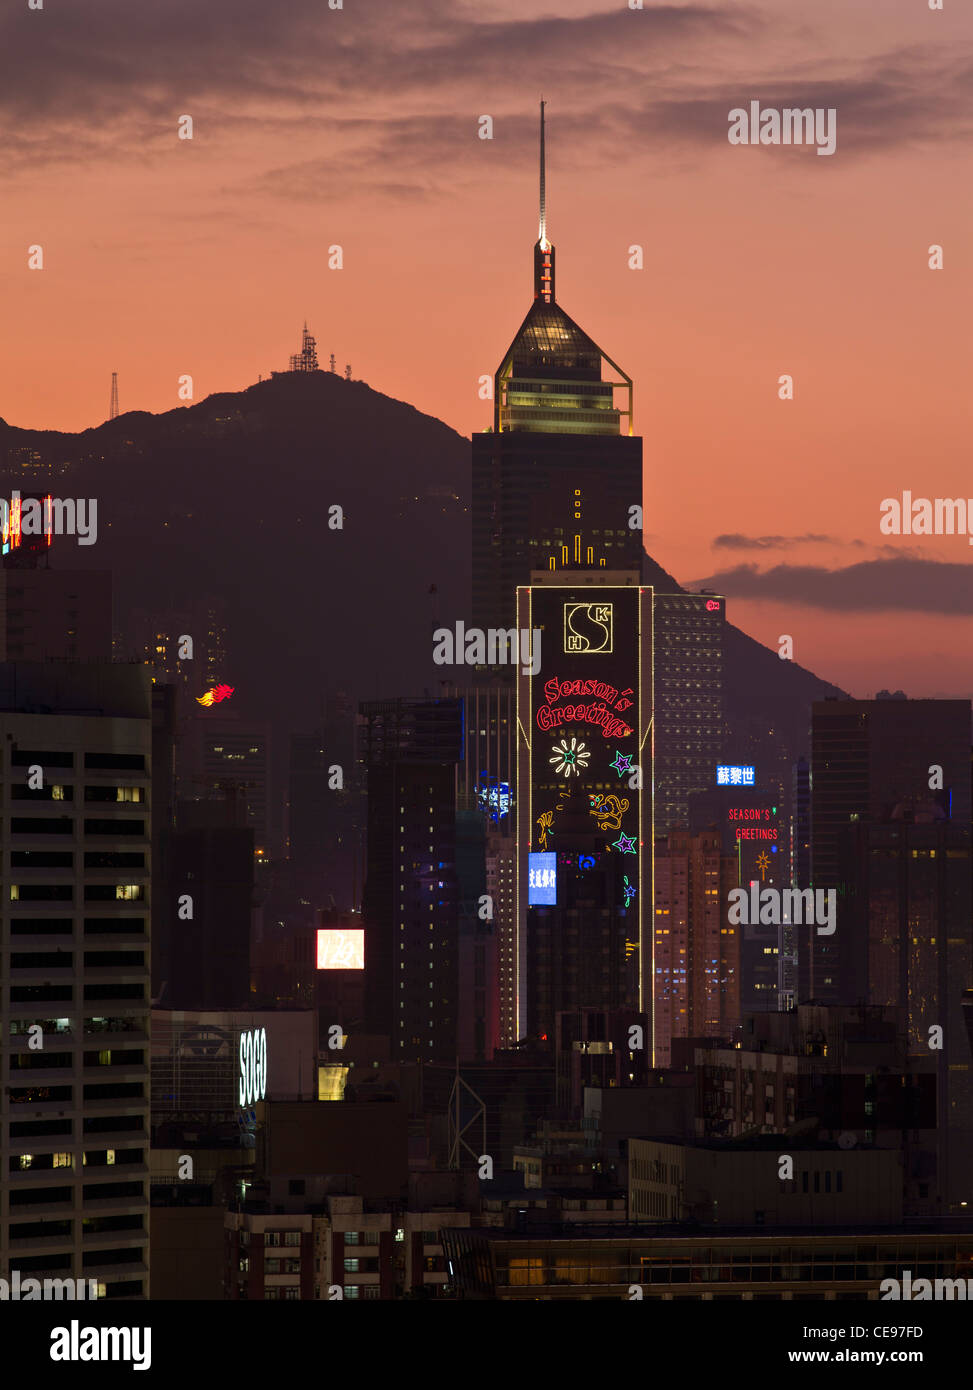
490 102 633 435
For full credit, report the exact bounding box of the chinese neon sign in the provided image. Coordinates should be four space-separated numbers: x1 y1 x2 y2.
717 765 754 786
528 852 557 905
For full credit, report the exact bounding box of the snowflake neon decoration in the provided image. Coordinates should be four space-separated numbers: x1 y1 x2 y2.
550 737 590 779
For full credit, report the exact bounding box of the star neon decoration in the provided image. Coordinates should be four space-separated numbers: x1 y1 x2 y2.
612 832 637 855
610 751 633 778
622 875 637 904
550 737 590 779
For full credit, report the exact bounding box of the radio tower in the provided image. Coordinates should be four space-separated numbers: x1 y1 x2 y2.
329 353 336 373
344 364 351 380
109 372 119 420
289 322 319 372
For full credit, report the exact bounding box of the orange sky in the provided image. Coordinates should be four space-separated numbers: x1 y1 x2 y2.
2 0 971 698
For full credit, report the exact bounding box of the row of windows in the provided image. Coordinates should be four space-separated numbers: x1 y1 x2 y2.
9 819 145 835
9 753 145 771
10 887 145 902
8 787 144 802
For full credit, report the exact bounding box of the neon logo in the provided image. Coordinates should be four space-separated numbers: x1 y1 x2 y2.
196 684 235 707
238 1028 267 1107
564 602 613 653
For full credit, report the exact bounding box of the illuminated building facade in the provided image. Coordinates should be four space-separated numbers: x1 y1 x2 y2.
0 663 152 1299
653 829 739 1067
689 786 787 1014
808 696 971 1003
516 572 652 1047
652 592 725 836
359 698 463 1062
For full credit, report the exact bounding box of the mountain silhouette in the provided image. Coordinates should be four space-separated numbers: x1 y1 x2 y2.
0 372 844 769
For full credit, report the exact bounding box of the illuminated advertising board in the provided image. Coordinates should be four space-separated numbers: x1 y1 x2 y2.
528 851 557 905
238 1027 267 1107
517 580 653 1036
316 928 365 970
717 765 755 786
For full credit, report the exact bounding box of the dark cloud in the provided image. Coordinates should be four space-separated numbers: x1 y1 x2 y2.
689 556 973 614
712 532 859 551
3 0 970 181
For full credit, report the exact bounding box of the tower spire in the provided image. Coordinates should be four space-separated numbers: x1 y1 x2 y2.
533 100 555 304
539 99 547 249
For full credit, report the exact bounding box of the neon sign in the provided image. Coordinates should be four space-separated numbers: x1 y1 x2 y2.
537 676 634 739
706 600 720 612
549 737 590 778
589 793 629 831
717 765 754 786
609 751 634 778
563 602 613 653
238 1028 267 1107
316 929 365 970
611 832 637 855
476 776 511 822
528 852 557 905
196 684 235 707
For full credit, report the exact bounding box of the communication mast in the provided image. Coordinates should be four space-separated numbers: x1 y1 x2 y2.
109 372 119 420
289 322 319 372
329 353 336 373
344 364 351 380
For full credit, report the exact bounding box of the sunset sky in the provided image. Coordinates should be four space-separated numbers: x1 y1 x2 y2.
2 0 971 699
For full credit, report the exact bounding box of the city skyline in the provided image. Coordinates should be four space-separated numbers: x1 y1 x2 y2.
2 1 971 699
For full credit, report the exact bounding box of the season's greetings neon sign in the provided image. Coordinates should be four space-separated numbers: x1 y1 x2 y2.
536 676 634 739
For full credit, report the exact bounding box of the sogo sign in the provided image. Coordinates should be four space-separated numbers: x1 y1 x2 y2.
238 1027 268 1107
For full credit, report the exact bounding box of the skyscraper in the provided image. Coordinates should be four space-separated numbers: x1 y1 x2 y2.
471 102 643 635
0 663 152 1299
652 591 725 836
359 698 463 1062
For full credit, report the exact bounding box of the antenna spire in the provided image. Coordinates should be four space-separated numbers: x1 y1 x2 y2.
533 101 555 303
539 99 547 249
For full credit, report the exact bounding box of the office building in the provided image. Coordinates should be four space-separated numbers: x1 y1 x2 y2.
0 663 152 1299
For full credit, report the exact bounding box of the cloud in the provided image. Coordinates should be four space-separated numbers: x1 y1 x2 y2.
712 532 861 551
3 0 970 181
689 556 973 614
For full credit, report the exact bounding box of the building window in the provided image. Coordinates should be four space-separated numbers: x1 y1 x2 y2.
344 1258 359 1273
343 1285 360 1300
284 1230 301 1246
